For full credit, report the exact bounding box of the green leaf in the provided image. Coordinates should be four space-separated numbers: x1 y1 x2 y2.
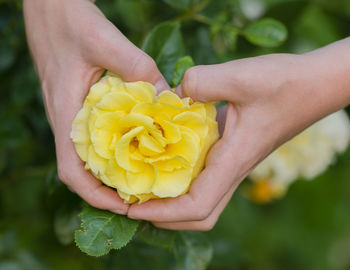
243 18 288 48
163 0 191 10
174 231 213 270
137 222 177 250
74 204 139 257
171 56 194 87
142 21 185 83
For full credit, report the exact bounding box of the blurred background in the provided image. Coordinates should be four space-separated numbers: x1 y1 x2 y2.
1 0 350 269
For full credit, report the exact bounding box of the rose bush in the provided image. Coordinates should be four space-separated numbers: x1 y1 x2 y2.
71 74 219 203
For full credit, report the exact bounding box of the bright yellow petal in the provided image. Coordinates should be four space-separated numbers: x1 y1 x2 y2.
205 102 217 120
138 132 165 156
135 193 158 204
125 82 156 103
90 129 114 159
74 144 89 162
187 103 207 118
173 111 208 140
117 190 138 204
85 82 110 107
87 145 108 177
126 164 155 194
156 119 181 144
157 91 186 108
192 118 219 178
118 113 167 147
94 111 125 131
71 106 91 144
104 158 133 194
163 131 200 165
152 156 190 172
115 126 148 172
106 76 123 88
131 102 170 121
96 91 136 112
152 168 193 197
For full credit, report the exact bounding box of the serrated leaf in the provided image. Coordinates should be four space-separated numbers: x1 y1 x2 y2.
137 222 177 250
243 18 287 48
174 231 213 270
171 56 194 87
142 21 185 83
163 0 191 10
74 204 139 257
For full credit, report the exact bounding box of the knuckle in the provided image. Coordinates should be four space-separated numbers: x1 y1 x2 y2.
130 53 158 81
197 220 216 231
192 207 211 221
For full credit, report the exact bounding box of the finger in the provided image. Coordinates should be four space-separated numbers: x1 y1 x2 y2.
127 104 240 222
176 63 243 103
83 14 169 92
152 184 235 231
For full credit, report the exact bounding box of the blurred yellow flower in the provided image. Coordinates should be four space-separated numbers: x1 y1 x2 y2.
70 74 219 203
249 110 350 203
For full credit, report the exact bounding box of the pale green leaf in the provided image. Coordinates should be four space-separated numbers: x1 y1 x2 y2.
74 204 139 257
171 56 194 87
243 18 287 47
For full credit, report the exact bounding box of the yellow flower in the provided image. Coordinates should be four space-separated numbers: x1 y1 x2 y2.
70 74 219 203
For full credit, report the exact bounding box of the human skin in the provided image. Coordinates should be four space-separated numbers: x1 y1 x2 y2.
23 0 350 230
127 38 350 230
23 0 169 214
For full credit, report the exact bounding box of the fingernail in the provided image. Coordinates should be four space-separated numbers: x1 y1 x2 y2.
155 79 170 93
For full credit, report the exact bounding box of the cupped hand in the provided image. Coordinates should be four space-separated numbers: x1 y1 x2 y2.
23 0 169 214
127 49 348 230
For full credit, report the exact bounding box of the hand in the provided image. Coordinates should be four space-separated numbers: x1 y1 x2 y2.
23 0 169 214
128 39 350 230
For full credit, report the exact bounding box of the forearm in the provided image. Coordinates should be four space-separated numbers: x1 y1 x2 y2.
270 38 350 145
304 37 350 113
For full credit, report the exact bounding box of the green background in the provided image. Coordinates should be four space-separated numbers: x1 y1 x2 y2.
1 0 350 269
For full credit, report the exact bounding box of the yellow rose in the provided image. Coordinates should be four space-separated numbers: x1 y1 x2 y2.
70 74 219 203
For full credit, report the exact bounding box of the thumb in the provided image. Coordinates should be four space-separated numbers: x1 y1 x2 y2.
89 23 169 92
176 63 240 102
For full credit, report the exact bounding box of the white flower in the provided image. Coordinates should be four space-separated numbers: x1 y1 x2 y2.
250 110 350 198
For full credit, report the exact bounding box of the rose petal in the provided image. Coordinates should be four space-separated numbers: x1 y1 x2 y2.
152 168 193 197
71 106 91 144
156 119 181 144
115 126 149 172
126 164 155 194
87 145 108 177
85 82 110 107
157 90 186 108
96 91 136 112
104 158 133 195
138 132 165 156
125 82 156 103
173 111 209 140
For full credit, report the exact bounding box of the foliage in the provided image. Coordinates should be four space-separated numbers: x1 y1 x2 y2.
1 0 350 269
